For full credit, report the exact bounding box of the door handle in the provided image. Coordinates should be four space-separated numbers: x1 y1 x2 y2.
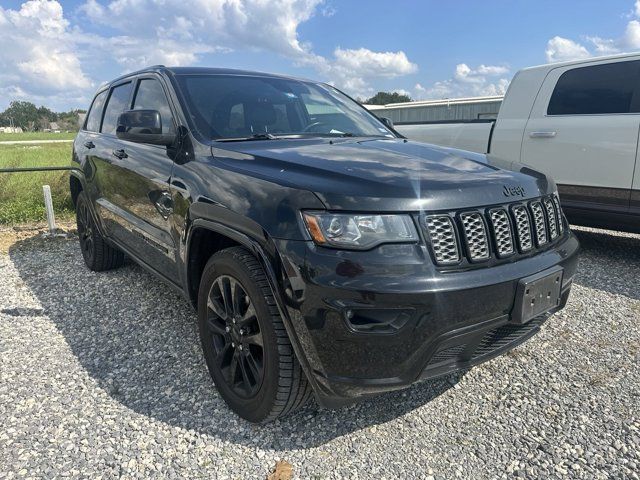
112 149 128 159
84 141 95 149
529 131 557 138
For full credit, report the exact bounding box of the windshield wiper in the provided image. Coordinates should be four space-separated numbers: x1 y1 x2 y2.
215 133 278 142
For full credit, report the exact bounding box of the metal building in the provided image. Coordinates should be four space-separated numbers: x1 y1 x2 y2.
364 95 503 124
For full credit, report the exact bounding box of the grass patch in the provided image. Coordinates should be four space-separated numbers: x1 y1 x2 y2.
0 132 76 142
0 143 74 224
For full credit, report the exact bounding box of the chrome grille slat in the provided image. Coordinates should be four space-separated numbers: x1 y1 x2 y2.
511 205 533 252
460 212 490 261
530 201 548 246
425 215 460 265
543 198 559 240
489 208 515 257
553 195 565 234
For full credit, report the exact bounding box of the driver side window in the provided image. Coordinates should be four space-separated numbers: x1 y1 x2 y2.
132 79 175 135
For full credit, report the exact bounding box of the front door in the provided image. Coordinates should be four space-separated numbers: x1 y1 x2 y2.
93 77 178 281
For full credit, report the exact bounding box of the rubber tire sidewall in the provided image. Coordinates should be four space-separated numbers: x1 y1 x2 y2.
76 191 98 269
197 250 281 423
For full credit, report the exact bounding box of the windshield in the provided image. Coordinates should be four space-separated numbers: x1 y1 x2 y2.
174 74 395 140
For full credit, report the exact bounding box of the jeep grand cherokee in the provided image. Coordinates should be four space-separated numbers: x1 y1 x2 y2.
70 66 580 423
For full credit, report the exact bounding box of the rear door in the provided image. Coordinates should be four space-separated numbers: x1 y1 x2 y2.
520 59 639 213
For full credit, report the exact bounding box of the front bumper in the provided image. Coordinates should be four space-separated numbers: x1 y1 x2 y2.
275 232 580 408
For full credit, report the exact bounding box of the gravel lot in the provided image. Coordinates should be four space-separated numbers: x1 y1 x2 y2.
1 225 638 479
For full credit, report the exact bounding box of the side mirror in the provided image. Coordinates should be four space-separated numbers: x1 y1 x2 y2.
116 110 175 146
379 116 394 129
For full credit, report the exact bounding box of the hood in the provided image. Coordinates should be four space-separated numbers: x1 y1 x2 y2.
211 138 555 212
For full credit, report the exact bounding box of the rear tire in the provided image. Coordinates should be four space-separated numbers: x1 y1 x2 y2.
75 191 124 271
198 246 312 423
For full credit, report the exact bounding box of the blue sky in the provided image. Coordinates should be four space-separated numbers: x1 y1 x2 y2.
1 0 639 111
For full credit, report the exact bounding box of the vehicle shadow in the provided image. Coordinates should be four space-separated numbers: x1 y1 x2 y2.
6 236 460 450
571 226 640 301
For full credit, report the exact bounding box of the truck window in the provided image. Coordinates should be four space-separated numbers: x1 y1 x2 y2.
132 78 175 134
547 61 640 115
101 82 133 135
85 90 108 132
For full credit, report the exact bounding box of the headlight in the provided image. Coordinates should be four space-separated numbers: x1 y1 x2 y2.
302 211 419 250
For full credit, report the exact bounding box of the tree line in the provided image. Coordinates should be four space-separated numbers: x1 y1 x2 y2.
0 101 86 132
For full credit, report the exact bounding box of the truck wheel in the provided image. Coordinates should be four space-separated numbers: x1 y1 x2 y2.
75 191 124 271
198 246 312 423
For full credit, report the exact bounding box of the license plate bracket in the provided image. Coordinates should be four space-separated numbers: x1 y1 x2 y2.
511 266 563 324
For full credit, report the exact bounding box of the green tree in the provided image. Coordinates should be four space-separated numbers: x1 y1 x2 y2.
364 91 412 105
0 101 40 130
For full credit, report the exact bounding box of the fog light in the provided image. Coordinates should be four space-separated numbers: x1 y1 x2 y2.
344 308 413 334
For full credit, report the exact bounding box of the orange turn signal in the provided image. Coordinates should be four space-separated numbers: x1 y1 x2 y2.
303 213 327 244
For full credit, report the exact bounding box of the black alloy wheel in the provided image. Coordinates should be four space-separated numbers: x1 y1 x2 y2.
205 274 265 398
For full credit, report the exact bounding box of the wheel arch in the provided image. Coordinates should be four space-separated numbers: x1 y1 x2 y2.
69 172 84 208
183 218 322 401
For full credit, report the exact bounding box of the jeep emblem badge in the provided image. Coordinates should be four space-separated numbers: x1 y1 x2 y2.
503 185 526 197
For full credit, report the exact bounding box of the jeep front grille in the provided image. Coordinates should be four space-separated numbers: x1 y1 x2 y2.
460 212 490 261
543 197 559 240
424 215 460 265
489 208 515 257
530 201 548 246
552 195 565 234
424 195 565 267
511 205 533 252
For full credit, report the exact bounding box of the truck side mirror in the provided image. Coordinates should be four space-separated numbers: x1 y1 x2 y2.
116 110 176 146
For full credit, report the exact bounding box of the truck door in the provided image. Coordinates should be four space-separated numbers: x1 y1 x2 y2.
520 60 638 213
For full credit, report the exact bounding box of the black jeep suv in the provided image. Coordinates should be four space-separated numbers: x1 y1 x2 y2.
71 66 580 423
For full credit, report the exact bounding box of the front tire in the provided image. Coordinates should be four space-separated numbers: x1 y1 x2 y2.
197 246 312 423
75 191 124 271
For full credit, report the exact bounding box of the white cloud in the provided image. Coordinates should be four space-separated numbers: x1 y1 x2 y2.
313 47 417 99
0 0 420 110
546 1 640 63
0 0 91 104
413 63 510 100
545 36 591 63
77 0 418 99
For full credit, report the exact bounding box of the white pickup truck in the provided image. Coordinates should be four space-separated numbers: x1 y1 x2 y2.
388 53 640 233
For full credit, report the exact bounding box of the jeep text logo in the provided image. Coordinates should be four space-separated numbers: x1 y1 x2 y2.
503 185 526 197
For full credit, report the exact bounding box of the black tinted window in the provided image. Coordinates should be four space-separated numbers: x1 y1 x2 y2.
101 82 133 134
133 79 174 134
85 90 108 132
548 61 640 115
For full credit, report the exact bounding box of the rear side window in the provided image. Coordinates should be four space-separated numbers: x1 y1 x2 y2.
85 90 108 132
101 82 133 134
547 61 640 115
132 78 175 134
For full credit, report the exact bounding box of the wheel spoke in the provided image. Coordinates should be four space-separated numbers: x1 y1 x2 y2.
207 295 227 320
238 302 257 328
238 356 253 394
243 332 263 347
218 277 233 318
215 342 232 367
245 352 261 383
206 317 227 336
227 354 239 385
232 280 243 316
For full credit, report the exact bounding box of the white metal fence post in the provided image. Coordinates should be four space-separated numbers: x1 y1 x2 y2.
42 184 56 235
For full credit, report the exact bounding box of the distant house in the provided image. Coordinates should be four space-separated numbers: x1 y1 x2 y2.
49 122 61 133
0 126 24 133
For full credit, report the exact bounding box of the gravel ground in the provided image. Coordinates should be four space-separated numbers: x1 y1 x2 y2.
0 225 638 479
